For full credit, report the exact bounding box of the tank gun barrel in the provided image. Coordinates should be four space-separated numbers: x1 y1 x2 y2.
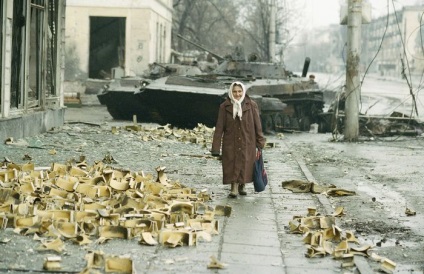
176 34 225 62
153 62 167 69
301 57 311 78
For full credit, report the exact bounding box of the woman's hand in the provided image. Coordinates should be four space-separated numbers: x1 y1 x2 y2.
256 148 261 160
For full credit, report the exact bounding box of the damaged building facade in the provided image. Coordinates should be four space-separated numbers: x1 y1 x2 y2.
362 5 424 77
0 0 66 141
64 0 172 95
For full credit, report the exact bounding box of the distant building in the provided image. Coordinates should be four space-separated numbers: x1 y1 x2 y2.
65 0 172 85
0 1 66 141
284 24 345 74
362 5 424 77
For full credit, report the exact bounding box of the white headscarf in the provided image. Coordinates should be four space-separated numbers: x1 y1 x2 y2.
228 81 246 120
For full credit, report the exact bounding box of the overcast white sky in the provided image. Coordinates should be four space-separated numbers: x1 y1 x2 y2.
301 0 421 29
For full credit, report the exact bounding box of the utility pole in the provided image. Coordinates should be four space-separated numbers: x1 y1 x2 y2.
269 0 276 63
344 0 362 141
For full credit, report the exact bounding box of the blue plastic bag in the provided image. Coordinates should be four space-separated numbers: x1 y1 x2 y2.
253 149 268 192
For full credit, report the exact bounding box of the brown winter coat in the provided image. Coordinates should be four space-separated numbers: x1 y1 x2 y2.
211 95 266 184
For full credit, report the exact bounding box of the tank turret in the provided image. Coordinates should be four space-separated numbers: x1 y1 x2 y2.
99 35 326 133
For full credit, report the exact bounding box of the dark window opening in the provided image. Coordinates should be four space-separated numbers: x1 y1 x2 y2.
10 0 25 109
28 0 45 108
89 16 126 79
46 0 59 97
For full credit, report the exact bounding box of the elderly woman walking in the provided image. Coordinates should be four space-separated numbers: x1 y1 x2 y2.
211 81 266 198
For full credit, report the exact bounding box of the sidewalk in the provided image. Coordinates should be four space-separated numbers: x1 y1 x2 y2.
65 106 345 273
213 135 341 274
143 135 341 274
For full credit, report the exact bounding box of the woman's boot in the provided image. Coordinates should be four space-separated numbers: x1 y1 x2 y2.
238 184 247 195
228 183 238 198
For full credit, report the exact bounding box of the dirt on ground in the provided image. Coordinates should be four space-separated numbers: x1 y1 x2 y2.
1 105 423 273
284 133 424 272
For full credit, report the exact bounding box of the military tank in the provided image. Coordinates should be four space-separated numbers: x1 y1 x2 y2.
98 35 326 132
97 63 203 118
133 75 287 130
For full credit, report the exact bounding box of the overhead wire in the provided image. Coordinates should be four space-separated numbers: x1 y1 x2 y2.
404 12 424 114
360 0 389 89
331 1 390 140
391 0 419 117
334 0 424 140
356 1 421 118
354 0 391 118
361 1 419 122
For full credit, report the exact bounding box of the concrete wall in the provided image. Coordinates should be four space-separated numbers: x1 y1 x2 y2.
65 0 172 80
0 108 65 141
1 1 66 141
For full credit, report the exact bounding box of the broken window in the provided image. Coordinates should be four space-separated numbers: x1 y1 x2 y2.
46 0 59 97
28 0 46 108
10 0 25 109
89 17 126 79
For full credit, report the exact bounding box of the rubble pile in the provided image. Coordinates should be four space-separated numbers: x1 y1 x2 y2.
115 123 215 147
0 157 230 272
288 207 396 273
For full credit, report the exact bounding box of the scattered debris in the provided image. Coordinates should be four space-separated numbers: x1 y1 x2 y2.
380 258 397 274
207 255 226 269
112 123 215 147
23 154 32 161
105 255 134 274
43 256 62 271
287 207 396 272
281 180 356 196
0 157 230 271
4 137 13 144
405 207 416 216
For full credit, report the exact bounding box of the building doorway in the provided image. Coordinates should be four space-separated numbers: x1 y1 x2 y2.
89 16 126 79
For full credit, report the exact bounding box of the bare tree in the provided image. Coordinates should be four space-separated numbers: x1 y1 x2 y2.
172 0 240 55
232 0 303 62
172 0 303 63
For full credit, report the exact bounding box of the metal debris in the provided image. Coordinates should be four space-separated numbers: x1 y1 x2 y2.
0 157 230 271
207 255 226 269
111 123 215 147
281 180 356 196
43 256 62 270
405 207 416 216
288 207 396 271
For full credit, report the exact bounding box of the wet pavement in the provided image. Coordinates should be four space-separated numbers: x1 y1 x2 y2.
1 105 423 273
